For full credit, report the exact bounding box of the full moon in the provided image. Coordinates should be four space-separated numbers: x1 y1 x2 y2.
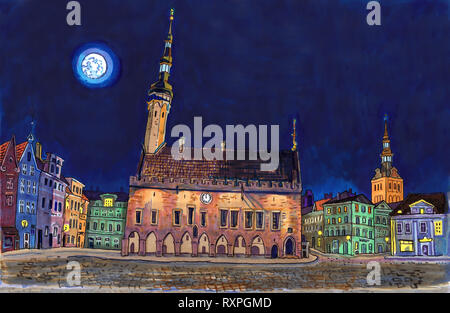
81 53 107 79
73 43 119 88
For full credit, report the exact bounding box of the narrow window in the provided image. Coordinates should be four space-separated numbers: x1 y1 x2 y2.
272 212 280 230
220 209 228 227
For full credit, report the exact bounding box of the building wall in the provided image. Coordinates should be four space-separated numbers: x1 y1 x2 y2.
391 214 447 256
123 181 302 258
374 205 391 253
63 178 84 248
36 171 53 249
0 140 20 252
302 211 324 252
371 176 403 204
85 196 127 250
77 197 88 248
16 143 40 249
323 201 375 255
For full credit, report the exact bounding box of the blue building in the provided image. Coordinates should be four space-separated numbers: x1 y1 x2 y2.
390 193 448 257
15 132 41 249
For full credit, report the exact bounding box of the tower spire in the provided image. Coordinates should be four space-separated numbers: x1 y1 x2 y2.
291 118 297 152
149 8 175 98
143 9 175 155
380 114 393 174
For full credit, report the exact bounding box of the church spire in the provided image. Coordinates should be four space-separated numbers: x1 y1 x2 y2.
380 114 393 174
149 8 174 98
291 118 297 152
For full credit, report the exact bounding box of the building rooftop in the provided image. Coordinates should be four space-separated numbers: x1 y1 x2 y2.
390 193 448 216
84 190 129 203
324 194 372 205
138 145 301 183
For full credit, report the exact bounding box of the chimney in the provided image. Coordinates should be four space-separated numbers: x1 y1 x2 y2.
35 142 43 161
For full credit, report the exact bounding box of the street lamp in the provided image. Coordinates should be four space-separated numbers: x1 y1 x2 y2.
346 235 350 241
385 237 389 242
318 230 322 236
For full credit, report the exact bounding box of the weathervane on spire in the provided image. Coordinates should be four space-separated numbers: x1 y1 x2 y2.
291 118 297 152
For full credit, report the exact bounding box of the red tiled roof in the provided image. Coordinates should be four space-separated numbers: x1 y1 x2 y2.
139 146 300 182
314 199 329 211
15 142 28 162
0 141 10 163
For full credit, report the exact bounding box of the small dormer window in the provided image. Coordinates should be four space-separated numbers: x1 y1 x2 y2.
104 198 113 207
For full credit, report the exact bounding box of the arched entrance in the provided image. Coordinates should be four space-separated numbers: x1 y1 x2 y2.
145 232 157 254
284 237 294 255
216 235 228 255
128 232 139 254
180 232 193 254
271 245 278 258
233 236 246 256
251 236 265 256
198 233 210 255
162 233 175 255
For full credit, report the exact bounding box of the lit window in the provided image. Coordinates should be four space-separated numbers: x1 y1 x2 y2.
434 221 443 236
104 198 113 207
400 240 414 252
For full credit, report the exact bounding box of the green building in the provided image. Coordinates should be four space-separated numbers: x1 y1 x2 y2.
374 200 395 253
323 194 375 255
85 192 128 250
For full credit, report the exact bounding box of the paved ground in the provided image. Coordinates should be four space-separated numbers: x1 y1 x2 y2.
0 249 449 292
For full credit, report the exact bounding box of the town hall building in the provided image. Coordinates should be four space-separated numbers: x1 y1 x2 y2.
122 10 303 259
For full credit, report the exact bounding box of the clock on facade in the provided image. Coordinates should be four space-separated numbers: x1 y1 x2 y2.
200 193 212 204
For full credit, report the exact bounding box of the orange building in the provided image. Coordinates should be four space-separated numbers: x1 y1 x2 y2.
62 177 85 247
371 116 404 204
78 194 89 247
122 10 303 259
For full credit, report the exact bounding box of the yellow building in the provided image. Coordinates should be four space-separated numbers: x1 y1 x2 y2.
63 177 85 247
78 194 89 248
371 116 403 204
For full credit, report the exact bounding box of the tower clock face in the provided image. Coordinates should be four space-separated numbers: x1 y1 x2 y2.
200 193 212 204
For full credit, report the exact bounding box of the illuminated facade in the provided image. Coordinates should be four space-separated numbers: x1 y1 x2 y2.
62 177 85 247
85 192 128 250
122 10 303 259
371 116 404 204
390 193 448 256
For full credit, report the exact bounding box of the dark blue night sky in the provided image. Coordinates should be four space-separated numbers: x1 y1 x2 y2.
0 0 448 198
